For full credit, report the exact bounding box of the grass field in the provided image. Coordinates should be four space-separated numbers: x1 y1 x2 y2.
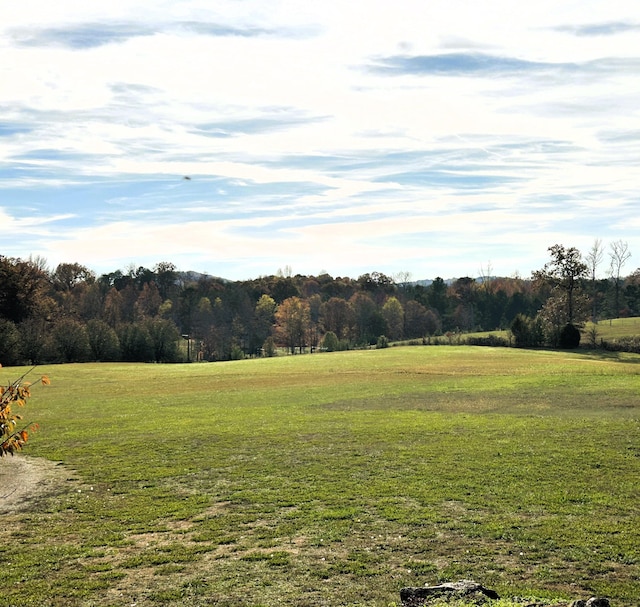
585 317 640 341
462 316 640 344
1 346 639 607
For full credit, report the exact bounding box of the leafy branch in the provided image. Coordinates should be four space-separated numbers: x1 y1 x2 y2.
0 366 50 457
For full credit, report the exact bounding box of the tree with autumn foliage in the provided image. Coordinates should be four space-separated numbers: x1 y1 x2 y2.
274 297 310 354
533 244 588 325
0 368 49 457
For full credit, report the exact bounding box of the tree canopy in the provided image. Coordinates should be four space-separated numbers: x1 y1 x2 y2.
0 243 637 364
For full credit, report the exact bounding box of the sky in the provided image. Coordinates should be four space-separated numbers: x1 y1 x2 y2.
1 0 639 282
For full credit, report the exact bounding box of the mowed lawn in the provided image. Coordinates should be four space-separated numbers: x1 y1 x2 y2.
585 317 640 341
2 346 639 607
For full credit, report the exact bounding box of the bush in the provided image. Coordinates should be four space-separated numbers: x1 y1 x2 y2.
559 323 581 349
463 334 510 347
321 331 339 352
262 336 277 357
600 336 640 353
337 338 351 351
376 335 389 349
510 314 544 347
230 345 245 360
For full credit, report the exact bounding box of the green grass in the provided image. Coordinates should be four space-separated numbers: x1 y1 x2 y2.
1 346 639 606
464 316 640 343
585 317 640 340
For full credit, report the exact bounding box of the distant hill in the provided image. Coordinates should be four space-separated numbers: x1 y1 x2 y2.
411 277 497 287
177 270 229 283
178 272 498 287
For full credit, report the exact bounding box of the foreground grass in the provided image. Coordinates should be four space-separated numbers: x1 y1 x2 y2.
1 346 639 606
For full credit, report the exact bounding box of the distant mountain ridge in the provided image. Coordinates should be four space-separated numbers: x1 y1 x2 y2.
411 276 497 287
177 272 496 287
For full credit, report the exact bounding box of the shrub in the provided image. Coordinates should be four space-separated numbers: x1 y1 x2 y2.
510 314 544 347
464 334 510 347
337 338 351 351
262 336 277 357
321 331 339 352
230 345 245 360
376 335 389 349
559 323 581 349
600 336 640 353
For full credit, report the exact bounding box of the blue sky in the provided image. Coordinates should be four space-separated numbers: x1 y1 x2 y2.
1 1 639 281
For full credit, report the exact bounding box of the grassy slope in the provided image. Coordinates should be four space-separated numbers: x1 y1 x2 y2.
2 346 639 607
465 316 640 342
585 317 640 340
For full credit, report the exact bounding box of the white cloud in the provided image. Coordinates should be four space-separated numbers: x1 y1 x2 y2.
1 0 639 279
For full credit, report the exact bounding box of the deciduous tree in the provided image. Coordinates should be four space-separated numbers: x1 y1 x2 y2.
349 292 379 345
51 262 95 291
320 297 354 341
586 239 604 321
118 323 154 362
0 319 21 366
0 256 54 324
381 296 404 341
253 294 277 352
145 318 181 362
86 319 121 361
135 282 163 319
274 297 310 354
533 245 588 325
51 319 91 362
609 240 631 317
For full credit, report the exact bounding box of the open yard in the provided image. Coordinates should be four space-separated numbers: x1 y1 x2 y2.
1 346 639 606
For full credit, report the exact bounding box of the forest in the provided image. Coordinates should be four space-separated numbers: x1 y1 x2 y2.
0 242 638 364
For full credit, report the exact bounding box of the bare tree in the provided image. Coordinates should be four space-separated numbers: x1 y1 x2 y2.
609 240 631 317
585 239 604 322
478 261 495 294
393 271 413 292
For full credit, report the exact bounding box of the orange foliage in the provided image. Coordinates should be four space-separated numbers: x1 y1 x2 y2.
0 367 49 457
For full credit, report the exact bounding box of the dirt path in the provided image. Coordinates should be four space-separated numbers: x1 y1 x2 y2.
0 455 73 513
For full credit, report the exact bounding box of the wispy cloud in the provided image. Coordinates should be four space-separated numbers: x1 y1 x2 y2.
9 20 288 49
366 52 640 79
368 53 572 76
10 22 157 49
192 112 330 138
1 0 639 280
555 21 640 37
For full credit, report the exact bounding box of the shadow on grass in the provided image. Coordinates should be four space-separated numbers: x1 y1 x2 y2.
577 348 640 363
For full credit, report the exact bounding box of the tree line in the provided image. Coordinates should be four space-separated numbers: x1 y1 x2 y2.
0 240 637 365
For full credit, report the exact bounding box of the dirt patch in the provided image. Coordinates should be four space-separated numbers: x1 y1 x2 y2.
0 454 75 513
